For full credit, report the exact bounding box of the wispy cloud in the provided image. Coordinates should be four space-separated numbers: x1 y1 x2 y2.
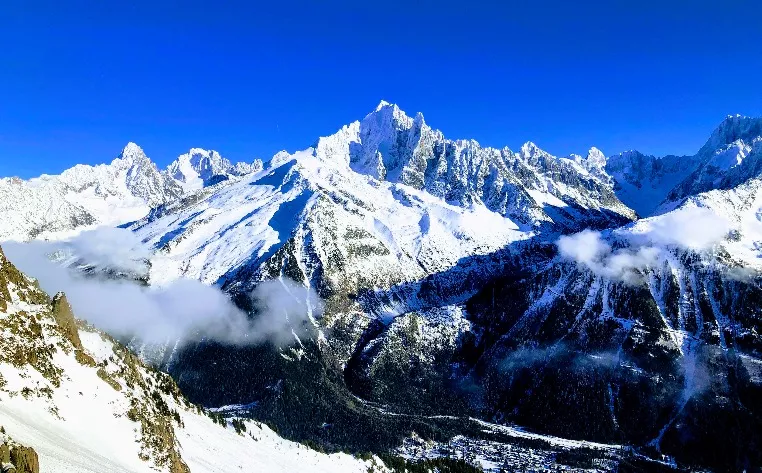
557 207 733 284
3 228 320 346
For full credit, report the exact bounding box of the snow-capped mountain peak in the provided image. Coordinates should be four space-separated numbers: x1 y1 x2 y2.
657 115 762 210
592 115 762 218
374 99 392 111
0 143 183 241
566 147 607 171
166 148 265 191
519 141 545 159
363 100 417 132
166 148 231 190
117 142 149 165
585 146 607 168
5 104 762 472
699 114 762 156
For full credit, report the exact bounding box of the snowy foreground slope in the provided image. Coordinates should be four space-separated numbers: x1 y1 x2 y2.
0 246 377 473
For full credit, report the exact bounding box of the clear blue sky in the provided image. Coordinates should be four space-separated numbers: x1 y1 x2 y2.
1 0 761 178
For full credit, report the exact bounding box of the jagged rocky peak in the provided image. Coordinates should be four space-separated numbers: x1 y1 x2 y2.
167 148 231 187
117 141 150 164
0 141 189 241
348 101 434 182
699 114 762 155
585 146 607 168
110 142 161 176
658 115 762 208
167 148 265 191
567 147 608 174
233 158 264 175
518 141 552 162
605 149 653 174
594 114 762 218
114 144 183 207
366 100 420 129
696 114 762 172
307 101 635 228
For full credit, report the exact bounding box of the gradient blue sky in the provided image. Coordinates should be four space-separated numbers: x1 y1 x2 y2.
2 0 761 178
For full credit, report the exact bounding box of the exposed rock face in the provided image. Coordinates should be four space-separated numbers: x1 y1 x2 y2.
0 245 376 473
0 247 49 312
113 143 185 208
51 293 82 350
0 245 190 472
466 255 762 468
1 440 40 473
51 293 97 366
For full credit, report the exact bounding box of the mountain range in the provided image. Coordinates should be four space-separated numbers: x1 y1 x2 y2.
2 103 762 472
0 143 263 242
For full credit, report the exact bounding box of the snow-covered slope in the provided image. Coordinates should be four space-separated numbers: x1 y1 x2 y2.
0 245 377 473
0 144 266 242
0 143 183 241
666 175 762 269
132 148 530 290
5 104 762 472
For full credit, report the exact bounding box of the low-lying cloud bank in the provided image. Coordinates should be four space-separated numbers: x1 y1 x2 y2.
3 228 321 346
557 207 734 284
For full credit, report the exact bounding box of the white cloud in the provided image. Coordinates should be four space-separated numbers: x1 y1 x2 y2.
2 229 320 347
556 229 611 266
558 231 659 284
558 206 732 284
625 206 733 250
62 227 151 275
249 279 323 346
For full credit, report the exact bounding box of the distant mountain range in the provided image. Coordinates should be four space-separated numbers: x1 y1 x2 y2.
0 143 263 241
2 103 762 472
